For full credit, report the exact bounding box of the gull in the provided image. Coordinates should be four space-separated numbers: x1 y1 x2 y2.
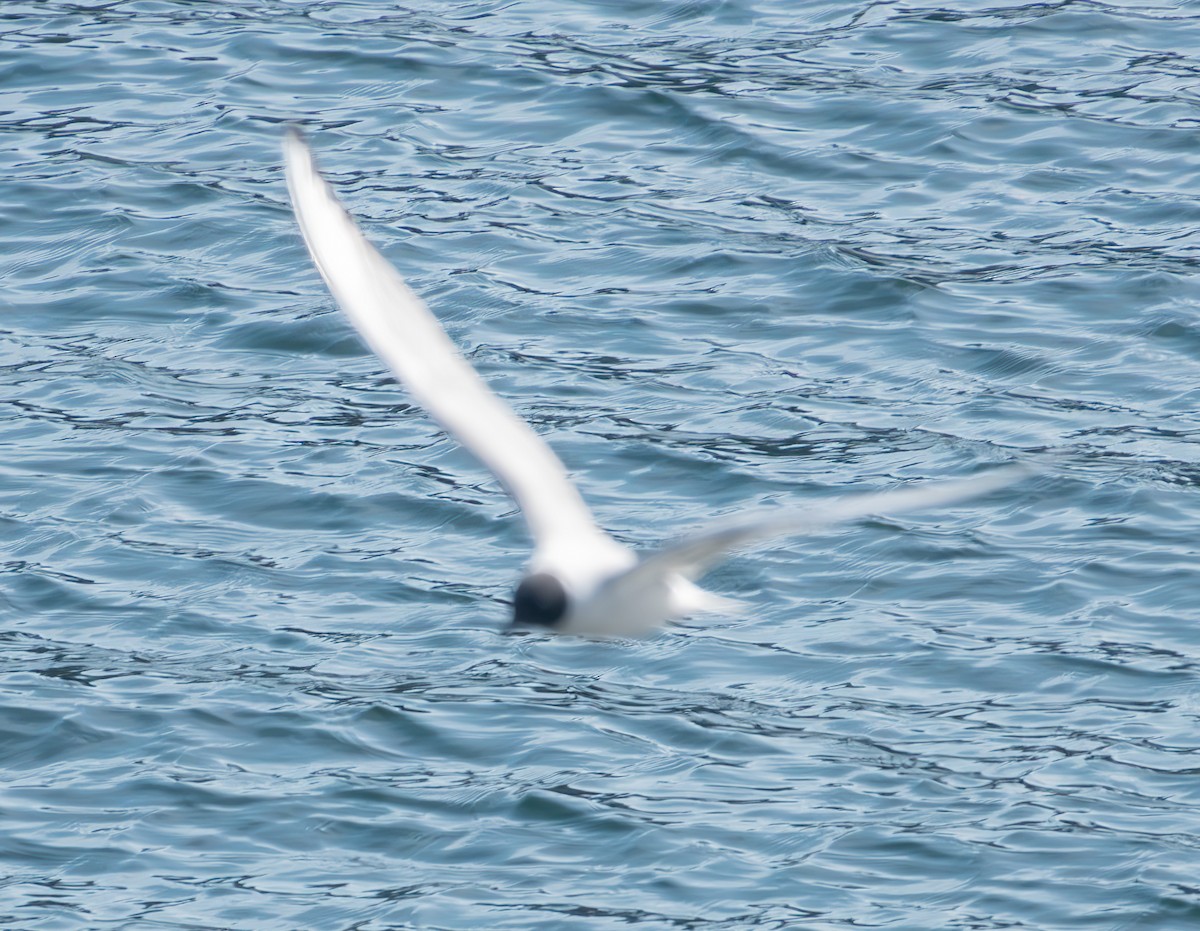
282 129 1027 638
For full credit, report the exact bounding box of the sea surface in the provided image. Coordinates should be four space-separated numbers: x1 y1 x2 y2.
4 1 1200 928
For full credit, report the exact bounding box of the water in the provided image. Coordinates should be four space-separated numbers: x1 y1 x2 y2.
4 1 1200 927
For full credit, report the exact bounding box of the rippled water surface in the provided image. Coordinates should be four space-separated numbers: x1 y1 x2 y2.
4 1 1200 928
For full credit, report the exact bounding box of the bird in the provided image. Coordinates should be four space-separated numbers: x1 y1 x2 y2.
282 128 1028 638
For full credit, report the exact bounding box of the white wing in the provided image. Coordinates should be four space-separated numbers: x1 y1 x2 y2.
624 463 1033 588
282 129 601 549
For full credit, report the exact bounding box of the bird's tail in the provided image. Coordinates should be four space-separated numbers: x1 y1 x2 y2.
670 577 746 616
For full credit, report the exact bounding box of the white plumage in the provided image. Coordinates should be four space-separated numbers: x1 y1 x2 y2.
282 129 1027 637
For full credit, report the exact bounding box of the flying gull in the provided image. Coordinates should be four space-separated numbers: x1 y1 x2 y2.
282 129 1026 638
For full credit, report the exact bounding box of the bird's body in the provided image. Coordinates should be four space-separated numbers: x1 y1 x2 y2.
282 129 1027 638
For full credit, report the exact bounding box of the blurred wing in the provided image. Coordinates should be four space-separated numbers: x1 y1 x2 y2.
283 129 600 548
628 463 1033 584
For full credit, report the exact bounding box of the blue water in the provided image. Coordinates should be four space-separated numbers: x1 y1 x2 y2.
4 1 1200 927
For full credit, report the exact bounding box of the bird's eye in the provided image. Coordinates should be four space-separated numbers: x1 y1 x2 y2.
512 573 568 627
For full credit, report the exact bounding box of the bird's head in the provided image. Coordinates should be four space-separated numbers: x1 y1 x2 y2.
511 572 569 629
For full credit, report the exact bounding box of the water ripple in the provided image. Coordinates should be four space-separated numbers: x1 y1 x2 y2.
3 1 1200 928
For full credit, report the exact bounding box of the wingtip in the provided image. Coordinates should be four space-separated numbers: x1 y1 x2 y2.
282 125 313 175
281 126 329 226
283 124 308 149
977 459 1044 494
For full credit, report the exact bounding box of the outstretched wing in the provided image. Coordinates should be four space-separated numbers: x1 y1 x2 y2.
627 463 1033 586
283 129 601 549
